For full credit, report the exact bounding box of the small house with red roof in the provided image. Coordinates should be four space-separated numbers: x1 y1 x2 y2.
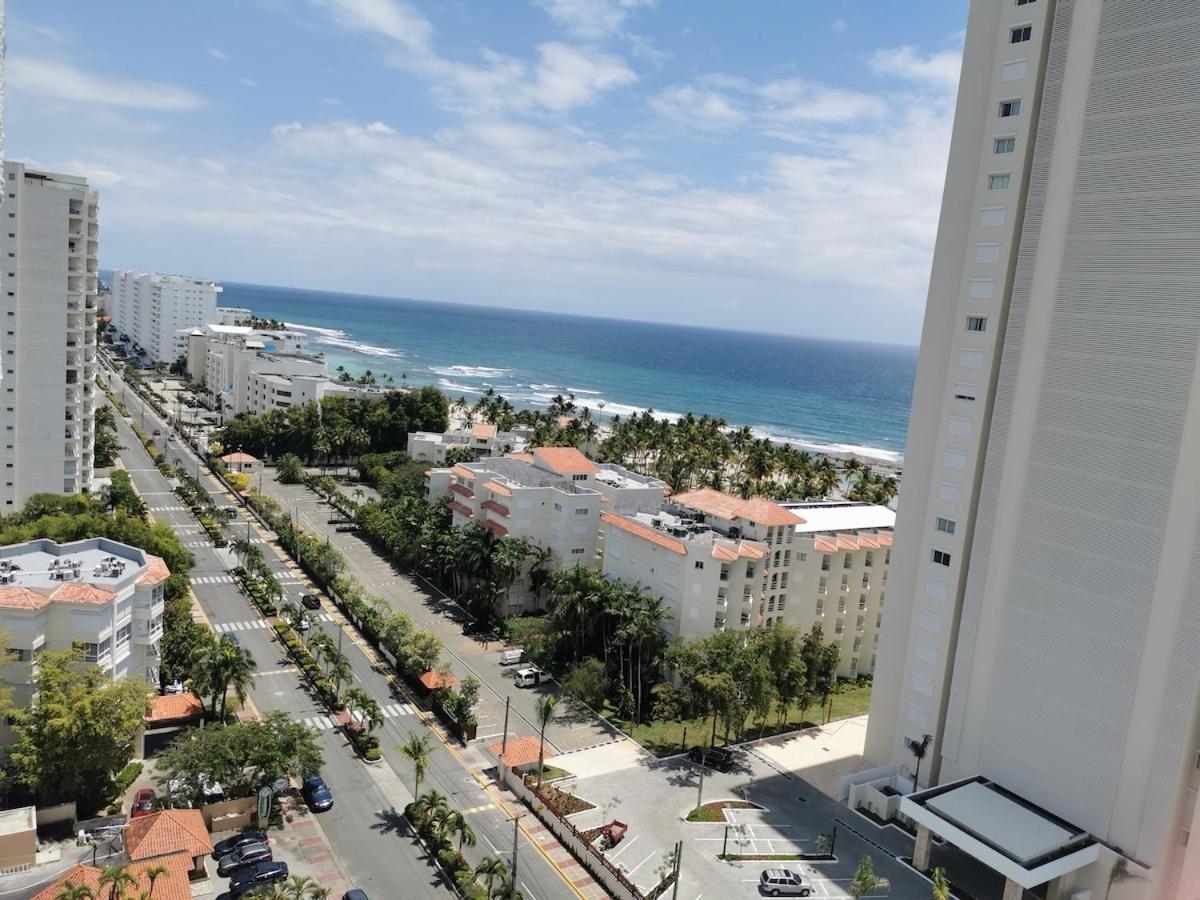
220 451 261 473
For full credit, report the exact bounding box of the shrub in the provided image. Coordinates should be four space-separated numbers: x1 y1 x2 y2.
114 761 143 795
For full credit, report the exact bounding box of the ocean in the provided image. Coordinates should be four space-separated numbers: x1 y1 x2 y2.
217 282 917 463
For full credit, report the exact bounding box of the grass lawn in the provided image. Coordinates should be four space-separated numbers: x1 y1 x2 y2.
604 684 873 758
535 764 573 782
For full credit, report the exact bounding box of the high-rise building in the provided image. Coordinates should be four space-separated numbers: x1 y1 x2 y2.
110 270 221 364
857 2 1200 897
0 162 97 508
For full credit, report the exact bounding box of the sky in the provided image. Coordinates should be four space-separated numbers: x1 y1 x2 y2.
8 0 968 344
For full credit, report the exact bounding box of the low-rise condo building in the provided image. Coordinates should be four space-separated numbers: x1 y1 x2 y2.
426 448 664 612
0 537 169 741
110 271 221 364
408 423 529 463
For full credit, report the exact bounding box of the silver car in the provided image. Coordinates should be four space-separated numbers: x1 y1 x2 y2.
217 841 272 877
759 869 812 897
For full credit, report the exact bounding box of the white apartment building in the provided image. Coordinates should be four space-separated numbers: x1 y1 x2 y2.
426 448 665 612
216 306 252 326
0 163 98 508
0 538 169 742
857 3 1200 897
408 423 529 464
608 490 893 673
110 270 221 364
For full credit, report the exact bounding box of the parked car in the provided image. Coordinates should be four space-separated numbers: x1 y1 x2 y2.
499 648 524 666
130 788 156 819
300 593 321 610
759 868 812 897
212 829 270 859
152 429 162 437
229 860 289 896
344 891 369 900
687 745 736 772
221 631 239 646
294 615 310 632
303 776 334 812
217 841 272 877
514 666 551 688
462 619 488 636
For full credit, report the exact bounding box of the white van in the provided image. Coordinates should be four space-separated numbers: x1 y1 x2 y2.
514 667 550 688
499 648 524 667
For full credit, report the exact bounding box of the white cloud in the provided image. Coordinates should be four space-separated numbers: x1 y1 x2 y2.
365 121 396 133
868 46 962 90
529 43 637 112
9 58 206 111
271 121 304 137
239 78 259 88
311 0 432 51
649 86 745 131
207 47 230 60
536 0 655 39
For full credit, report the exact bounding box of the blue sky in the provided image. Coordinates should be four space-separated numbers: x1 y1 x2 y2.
9 0 967 343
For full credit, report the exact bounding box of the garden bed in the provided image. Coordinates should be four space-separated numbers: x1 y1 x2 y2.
719 852 835 862
686 800 762 823
528 780 595 817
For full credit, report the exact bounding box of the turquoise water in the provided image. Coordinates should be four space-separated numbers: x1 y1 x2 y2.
219 282 917 462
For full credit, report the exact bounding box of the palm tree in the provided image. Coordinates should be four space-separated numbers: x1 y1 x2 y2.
399 732 433 796
326 652 352 706
410 789 449 830
98 864 137 900
53 885 96 900
230 536 254 571
281 874 319 900
219 643 257 721
475 857 510 898
308 631 334 671
142 864 168 898
535 694 559 789
441 809 476 851
909 733 932 789
848 855 889 899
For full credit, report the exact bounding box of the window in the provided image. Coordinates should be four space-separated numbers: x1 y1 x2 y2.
843 554 852 569
935 516 956 535
865 551 874 568
777 595 786 610
694 560 704 570
571 474 587 481
931 549 952 567
988 173 1011 190
553 502 562 512
116 624 131 648
77 641 100 662
999 99 1021 117
954 382 977 402
570 547 585 555
994 137 1016 154
1017 0 1037 4
1010 25 1032 43
821 555 831 571
797 552 807 562
966 316 988 332
6 648 30 662
574 507 588 515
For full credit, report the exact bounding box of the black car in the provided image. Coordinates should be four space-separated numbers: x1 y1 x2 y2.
216 842 271 877
212 830 270 860
461 619 489 636
688 745 736 772
300 593 321 611
303 775 333 811
220 631 240 646
344 891 369 900
229 860 288 896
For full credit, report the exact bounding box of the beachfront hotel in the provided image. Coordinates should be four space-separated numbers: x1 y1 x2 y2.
853 2 1200 897
0 538 169 742
425 448 666 612
109 270 222 364
408 423 530 464
0 162 98 508
600 491 893 674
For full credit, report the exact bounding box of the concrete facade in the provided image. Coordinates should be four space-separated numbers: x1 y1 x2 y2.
0 163 98 508
864 2 1200 896
110 270 221 364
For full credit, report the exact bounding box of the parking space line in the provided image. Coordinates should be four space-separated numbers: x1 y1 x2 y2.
625 851 655 876
606 832 639 861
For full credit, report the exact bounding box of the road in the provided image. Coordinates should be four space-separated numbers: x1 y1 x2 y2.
103 363 582 900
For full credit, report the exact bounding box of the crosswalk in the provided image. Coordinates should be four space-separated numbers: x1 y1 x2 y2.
148 505 188 512
216 613 334 632
182 540 209 548
190 574 236 585
300 702 416 732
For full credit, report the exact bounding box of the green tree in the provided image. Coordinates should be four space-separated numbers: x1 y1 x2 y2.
930 867 950 900
535 694 559 789
93 404 124 468
475 857 510 898
99 863 137 900
848 855 889 898
276 454 304 485
53 884 96 900
561 658 608 710
399 732 433 796
442 809 476 851
190 635 257 721
400 629 442 676
8 649 152 810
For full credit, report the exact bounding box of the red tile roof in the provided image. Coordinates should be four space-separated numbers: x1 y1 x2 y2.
489 735 554 768
0 586 52 611
507 452 534 463
125 810 213 861
449 482 475 499
481 499 510 517
481 518 509 537
418 670 458 691
137 553 170 586
532 447 598 476
51 582 116 605
146 692 204 724
711 544 739 562
482 480 513 498
814 537 838 553
472 423 497 440
671 488 802 527
451 465 477 481
448 500 474 518
738 541 768 560
34 854 194 900
602 513 686 555
220 451 259 464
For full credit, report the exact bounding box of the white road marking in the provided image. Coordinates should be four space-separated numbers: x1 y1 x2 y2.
606 832 640 861
625 850 656 876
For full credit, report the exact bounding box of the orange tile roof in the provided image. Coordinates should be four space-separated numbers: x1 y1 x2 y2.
671 488 802 527
738 541 768 560
489 735 554 768
448 500 474 518
146 692 204 724
472 423 497 440
836 535 861 552
418 670 458 691
451 465 477 481
34 853 194 900
481 499 510 517
125 809 213 861
857 534 880 550
482 480 513 498
507 452 534 463
0 586 52 611
878 532 893 547
137 553 170 586
481 518 509 537
814 537 838 553
51 582 117 605
711 544 739 562
601 513 686 555
532 447 598 476
449 482 475 499
220 451 258 464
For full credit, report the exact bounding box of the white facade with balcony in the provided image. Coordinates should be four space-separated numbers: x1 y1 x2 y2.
0 163 98 508
407 424 529 464
0 537 169 742
110 271 221 364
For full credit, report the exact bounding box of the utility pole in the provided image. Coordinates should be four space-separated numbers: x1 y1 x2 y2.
509 813 523 900
695 761 706 813
501 697 511 756
670 840 682 900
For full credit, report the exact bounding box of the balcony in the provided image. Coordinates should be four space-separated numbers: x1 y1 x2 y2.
715 598 728 610
713 615 727 631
